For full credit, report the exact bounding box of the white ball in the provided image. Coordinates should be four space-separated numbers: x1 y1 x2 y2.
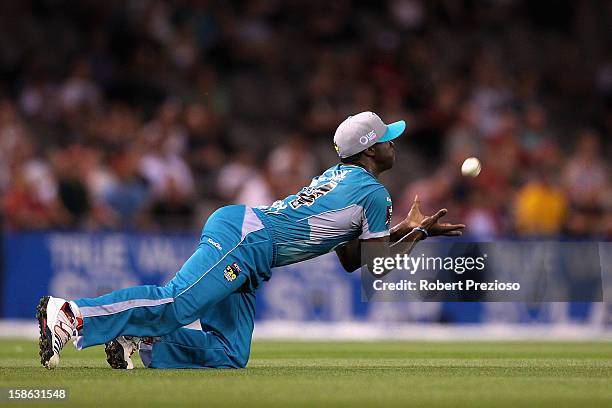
461 157 481 177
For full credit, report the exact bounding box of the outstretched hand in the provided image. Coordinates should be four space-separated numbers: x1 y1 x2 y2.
405 195 465 237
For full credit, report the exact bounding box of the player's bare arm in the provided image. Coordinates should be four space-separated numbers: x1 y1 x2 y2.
335 197 465 274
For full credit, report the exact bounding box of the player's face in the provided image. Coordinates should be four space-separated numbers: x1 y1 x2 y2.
373 140 395 171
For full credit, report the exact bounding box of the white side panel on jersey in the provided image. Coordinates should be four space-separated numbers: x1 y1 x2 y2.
306 205 362 241
242 206 265 240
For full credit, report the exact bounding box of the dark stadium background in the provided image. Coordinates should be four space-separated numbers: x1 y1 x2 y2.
0 0 610 329
0 0 610 236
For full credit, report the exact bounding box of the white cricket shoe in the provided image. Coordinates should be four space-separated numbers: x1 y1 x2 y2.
36 296 81 369
105 336 140 369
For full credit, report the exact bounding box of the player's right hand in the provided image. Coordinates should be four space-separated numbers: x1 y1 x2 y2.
406 195 465 237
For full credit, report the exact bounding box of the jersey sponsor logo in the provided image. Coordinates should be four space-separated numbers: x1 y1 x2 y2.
289 180 338 209
224 262 241 282
207 238 222 251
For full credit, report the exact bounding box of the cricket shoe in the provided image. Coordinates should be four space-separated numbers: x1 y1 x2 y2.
105 336 144 369
36 296 82 369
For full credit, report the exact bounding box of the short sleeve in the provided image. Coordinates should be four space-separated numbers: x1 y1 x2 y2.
359 187 392 239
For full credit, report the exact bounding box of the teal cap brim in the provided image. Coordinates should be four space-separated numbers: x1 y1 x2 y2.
378 120 406 142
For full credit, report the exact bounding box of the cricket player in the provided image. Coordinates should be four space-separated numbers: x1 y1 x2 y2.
37 111 465 369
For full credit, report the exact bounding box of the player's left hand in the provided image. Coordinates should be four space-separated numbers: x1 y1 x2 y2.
404 195 465 237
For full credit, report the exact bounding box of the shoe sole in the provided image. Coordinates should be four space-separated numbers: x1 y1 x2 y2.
105 340 128 369
36 296 53 368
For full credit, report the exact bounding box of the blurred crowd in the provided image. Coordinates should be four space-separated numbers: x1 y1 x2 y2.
0 0 610 238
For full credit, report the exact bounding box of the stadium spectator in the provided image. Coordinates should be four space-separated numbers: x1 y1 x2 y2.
50 145 95 228
563 130 610 237
3 164 57 231
101 149 150 228
563 130 609 208
148 177 196 230
138 100 195 201
514 169 568 236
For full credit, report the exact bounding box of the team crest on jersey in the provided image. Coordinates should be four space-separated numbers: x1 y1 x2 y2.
224 262 241 282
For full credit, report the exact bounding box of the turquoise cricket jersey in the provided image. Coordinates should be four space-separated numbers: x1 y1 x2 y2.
259 163 393 267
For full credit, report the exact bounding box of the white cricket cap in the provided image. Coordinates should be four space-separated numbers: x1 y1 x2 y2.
333 111 406 158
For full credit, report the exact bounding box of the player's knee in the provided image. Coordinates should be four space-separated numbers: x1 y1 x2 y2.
230 352 249 368
234 360 247 369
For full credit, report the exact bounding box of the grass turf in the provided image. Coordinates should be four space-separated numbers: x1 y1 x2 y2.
0 340 611 407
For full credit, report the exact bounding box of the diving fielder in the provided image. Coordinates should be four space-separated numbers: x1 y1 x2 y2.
37 112 464 369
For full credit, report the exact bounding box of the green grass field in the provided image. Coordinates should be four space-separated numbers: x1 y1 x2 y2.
1 340 611 407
